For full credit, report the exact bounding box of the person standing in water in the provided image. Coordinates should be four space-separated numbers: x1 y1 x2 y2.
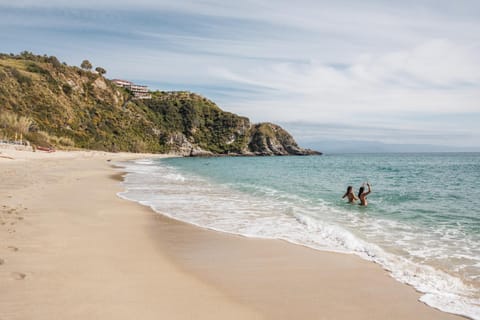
342 186 358 203
358 183 372 206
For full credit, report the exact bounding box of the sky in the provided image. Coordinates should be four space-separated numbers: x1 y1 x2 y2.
1 0 480 152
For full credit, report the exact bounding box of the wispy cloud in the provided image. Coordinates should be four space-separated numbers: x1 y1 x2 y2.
1 1 480 150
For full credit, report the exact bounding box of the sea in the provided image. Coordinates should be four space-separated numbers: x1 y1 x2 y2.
118 153 480 319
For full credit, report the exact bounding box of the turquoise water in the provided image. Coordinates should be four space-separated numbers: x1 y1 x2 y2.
119 153 480 319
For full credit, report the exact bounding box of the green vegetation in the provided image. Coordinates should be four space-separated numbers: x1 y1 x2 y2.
0 111 32 139
95 67 106 75
0 52 318 155
80 59 92 71
140 91 250 154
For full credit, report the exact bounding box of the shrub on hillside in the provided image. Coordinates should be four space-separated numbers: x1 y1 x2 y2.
62 83 73 95
10 67 32 85
0 111 33 138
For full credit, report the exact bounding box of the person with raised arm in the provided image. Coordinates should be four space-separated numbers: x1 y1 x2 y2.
358 183 372 206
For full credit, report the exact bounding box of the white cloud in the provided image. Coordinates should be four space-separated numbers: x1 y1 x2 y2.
353 39 480 86
216 40 479 118
2 0 480 148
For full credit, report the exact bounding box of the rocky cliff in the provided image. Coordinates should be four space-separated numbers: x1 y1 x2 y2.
247 123 319 155
0 52 320 156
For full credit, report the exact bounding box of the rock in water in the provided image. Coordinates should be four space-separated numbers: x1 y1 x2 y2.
247 123 321 156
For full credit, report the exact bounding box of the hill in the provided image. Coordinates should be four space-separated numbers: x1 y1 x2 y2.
0 52 320 156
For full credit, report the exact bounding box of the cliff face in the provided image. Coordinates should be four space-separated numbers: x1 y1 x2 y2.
247 123 320 156
0 53 320 156
140 92 251 155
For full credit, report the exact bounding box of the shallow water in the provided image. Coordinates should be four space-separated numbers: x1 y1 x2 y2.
119 153 480 319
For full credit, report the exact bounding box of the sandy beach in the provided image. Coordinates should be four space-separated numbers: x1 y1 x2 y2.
0 148 464 320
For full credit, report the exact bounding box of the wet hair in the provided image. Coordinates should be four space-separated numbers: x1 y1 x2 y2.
358 186 365 198
343 186 354 199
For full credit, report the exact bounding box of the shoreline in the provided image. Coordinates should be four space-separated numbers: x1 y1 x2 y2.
0 149 466 319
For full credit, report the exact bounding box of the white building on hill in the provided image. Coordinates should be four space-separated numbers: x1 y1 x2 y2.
111 79 151 99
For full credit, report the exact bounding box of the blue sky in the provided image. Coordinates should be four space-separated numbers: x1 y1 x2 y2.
1 0 480 151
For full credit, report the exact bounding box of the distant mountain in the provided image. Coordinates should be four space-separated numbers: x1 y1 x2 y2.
303 140 479 154
0 52 319 156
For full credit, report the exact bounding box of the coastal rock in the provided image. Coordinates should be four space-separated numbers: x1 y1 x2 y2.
165 132 213 156
247 123 321 156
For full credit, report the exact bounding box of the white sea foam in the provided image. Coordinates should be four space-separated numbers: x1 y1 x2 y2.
117 159 480 320
133 159 155 165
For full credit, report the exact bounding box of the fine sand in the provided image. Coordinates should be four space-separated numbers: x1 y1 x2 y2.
0 148 464 319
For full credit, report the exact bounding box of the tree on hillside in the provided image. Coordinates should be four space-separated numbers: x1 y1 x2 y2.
47 56 62 69
95 66 106 75
80 60 92 70
20 51 35 60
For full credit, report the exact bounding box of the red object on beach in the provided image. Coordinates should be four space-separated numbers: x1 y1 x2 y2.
37 146 55 153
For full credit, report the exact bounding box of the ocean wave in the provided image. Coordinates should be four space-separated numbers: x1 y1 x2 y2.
117 158 480 320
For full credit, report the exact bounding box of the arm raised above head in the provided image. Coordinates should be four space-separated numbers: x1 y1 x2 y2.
364 183 372 196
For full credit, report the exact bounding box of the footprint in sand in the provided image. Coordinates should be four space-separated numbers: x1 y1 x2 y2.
11 272 26 280
7 246 18 252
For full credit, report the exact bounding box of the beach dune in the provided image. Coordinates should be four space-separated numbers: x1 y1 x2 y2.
0 150 463 319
